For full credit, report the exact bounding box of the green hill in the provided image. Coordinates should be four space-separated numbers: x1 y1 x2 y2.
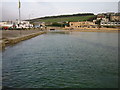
30 13 96 27
37 15 95 23
31 13 95 22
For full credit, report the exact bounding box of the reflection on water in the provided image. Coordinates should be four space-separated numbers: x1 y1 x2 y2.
47 30 71 34
2 31 118 88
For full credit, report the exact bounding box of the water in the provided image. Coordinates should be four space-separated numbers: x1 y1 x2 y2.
2 31 118 88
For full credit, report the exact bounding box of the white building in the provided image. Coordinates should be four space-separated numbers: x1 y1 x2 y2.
101 21 120 26
16 21 33 29
0 21 13 29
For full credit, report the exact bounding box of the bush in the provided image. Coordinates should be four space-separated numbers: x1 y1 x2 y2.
48 22 65 27
103 26 116 28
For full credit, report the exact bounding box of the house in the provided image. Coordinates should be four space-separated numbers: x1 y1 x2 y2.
110 15 120 22
33 22 45 29
15 21 33 29
97 14 106 20
68 21 97 29
95 13 120 27
0 22 7 25
101 21 120 26
0 21 13 30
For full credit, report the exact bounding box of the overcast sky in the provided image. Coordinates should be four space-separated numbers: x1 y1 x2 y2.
1 0 120 2
1 0 119 21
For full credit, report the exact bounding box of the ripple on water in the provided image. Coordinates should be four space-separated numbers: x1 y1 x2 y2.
2 32 118 88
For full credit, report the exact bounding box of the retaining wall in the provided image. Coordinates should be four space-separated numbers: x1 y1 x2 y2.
0 31 46 50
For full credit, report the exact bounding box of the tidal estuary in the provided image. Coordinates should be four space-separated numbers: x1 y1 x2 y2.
2 31 118 88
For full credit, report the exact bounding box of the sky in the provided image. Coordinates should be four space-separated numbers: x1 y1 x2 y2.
1 0 120 2
1 0 120 21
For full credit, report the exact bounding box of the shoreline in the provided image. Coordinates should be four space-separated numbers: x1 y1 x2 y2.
69 29 119 33
0 28 119 51
0 31 46 51
47 26 120 32
63 28 120 33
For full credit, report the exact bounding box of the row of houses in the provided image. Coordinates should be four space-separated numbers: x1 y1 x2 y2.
97 13 120 22
1 12 119 30
96 13 120 27
0 21 32 30
65 13 120 29
0 20 46 30
101 21 120 26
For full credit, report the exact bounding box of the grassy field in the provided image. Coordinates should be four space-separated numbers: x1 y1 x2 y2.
33 15 95 23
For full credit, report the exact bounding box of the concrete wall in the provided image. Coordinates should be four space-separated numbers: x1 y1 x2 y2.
0 31 45 50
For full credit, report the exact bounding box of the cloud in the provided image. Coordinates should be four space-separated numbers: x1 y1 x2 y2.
1 0 119 2
1 2 118 21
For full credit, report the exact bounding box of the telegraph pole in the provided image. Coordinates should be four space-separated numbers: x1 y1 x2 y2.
18 0 22 36
18 0 21 24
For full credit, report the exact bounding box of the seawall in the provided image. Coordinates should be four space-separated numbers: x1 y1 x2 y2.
0 31 46 51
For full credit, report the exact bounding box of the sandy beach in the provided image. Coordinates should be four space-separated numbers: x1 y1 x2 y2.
69 29 120 33
63 27 120 32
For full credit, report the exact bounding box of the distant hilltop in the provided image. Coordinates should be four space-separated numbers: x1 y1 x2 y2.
31 13 94 20
29 13 95 23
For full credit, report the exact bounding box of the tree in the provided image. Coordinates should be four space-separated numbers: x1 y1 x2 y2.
95 19 102 29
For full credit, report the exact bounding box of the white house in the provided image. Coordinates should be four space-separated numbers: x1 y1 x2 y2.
16 21 33 29
101 21 120 26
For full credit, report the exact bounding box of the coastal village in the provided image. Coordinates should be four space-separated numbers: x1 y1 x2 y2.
66 13 120 29
0 12 120 30
0 12 120 50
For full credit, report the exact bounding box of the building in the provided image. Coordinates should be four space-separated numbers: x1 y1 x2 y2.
97 14 106 20
0 22 7 25
68 21 97 29
101 21 120 26
95 12 120 27
33 22 45 28
0 20 33 30
15 20 33 29
96 13 110 22
33 22 46 29
110 15 120 22
0 21 13 30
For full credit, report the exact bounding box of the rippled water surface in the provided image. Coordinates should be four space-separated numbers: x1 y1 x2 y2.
2 31 118 88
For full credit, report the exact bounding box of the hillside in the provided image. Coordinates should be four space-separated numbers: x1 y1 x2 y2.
30 13 96 23
30 13 96 27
